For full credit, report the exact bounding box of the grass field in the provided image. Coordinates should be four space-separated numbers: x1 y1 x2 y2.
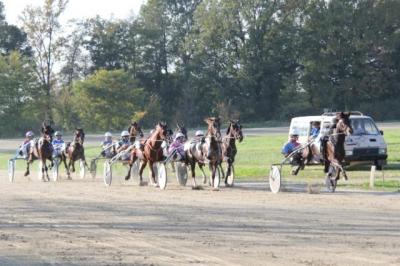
1 129 399 190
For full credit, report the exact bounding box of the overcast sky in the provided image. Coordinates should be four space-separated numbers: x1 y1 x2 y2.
2 0 146 25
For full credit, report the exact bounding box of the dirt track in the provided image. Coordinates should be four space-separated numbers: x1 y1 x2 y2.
0 171 399 266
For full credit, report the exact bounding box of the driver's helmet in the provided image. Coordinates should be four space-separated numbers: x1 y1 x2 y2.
104 132 112 137
174 132 185 141
195 130 204 137
26 131 34 138
54 131 62 137
121 130 130 137
289 129 299 137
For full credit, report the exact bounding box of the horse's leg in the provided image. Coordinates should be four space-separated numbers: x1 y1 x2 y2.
224 159 232 185
62 156 70 179
190 161 197 188
24 161 30 176
71 160 76 173
44 159 50 181
138 160 147 186
148 161 157 187
125 153 138 181
342 166 348 180
67 159 73 179
210 164 216 188
199 163 207 184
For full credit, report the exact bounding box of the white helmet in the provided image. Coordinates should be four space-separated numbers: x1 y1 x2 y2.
105 132 112 137
195 130 204 136
289 129 299 136
54 131 62 136
121 130 130 137
25 131 34 138
174 132 185 140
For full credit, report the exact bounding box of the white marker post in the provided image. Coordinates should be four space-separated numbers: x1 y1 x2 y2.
369 165 376 189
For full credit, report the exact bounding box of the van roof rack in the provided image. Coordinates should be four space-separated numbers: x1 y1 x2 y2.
321 111 363 116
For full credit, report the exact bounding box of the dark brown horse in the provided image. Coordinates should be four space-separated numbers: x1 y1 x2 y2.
321 112 353 192
125 122 169 186
221 120 243 186
25 122 54 181
176 123 188 140
65 128 88 178
128 121 144 143
185 117 222 188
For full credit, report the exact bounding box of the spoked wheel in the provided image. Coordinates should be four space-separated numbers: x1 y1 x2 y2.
157 163 167 190
325 166 337 193
225 165 235 187
175 161 188 186
103 161 112 186
52 157 60 182
79 160 86 179
8 159 15 183
269 165 281 194
90 159 97 179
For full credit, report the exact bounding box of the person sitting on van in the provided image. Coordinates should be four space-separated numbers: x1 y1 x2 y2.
352 119 365 135
101 132 116 158
310 121 321 139
282 130 301 157
52 131 65 158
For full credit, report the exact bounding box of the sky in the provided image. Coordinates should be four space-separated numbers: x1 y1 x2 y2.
2 0 146 25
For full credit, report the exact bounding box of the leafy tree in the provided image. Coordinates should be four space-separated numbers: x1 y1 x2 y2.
0 52 42 136
20 0 69 121
72 69 146 131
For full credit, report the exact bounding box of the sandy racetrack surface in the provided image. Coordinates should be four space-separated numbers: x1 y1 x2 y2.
1 171 399 266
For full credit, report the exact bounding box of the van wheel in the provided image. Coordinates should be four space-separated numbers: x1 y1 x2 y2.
374 160 383 171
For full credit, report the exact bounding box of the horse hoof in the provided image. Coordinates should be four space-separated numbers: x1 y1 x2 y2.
125 176 131 181
139 181 146 186
24 172 29 177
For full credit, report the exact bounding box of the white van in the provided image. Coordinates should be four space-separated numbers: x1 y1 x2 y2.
289 111 388 169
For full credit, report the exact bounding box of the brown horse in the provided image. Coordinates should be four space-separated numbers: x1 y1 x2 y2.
221 120 243 186
65 128 88 178
125 122 169 186
128 121 144 143
185 117 222 188
25 122 54 181
321 112 353 192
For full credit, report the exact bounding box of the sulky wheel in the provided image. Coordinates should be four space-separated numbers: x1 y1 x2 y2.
225 165 235 187
175 161 188 186
103 161 112 186
157 163 167 190
8 159 15 183
269 165 281 194
51 157 60 182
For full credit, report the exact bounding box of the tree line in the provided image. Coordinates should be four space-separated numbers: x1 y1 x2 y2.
0 0 399 137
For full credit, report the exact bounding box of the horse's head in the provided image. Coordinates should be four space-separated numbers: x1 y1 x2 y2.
336 112 353 136
205 117 221 139
129 121 144 140
227 119 243 143
74 128 85 145
176 123 188 140
154 122 168 140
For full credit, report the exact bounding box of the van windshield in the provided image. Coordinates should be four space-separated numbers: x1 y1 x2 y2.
350 118 379 135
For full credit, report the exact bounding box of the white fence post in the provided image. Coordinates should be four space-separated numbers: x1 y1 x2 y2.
369 165 376 189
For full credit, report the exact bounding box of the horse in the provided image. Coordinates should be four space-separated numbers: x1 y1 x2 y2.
321 112 353 192
125 122 169 186
128 121 144 143
221 120 243 186
24 122 54 181
176 123 188 140
185 117 222 188
65 128 88 179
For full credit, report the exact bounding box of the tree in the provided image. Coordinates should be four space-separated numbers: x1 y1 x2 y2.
0 52 42 136
20 0 69 121
72 69 145 131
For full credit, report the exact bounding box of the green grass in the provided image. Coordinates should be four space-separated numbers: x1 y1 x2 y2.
2 129 400 190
